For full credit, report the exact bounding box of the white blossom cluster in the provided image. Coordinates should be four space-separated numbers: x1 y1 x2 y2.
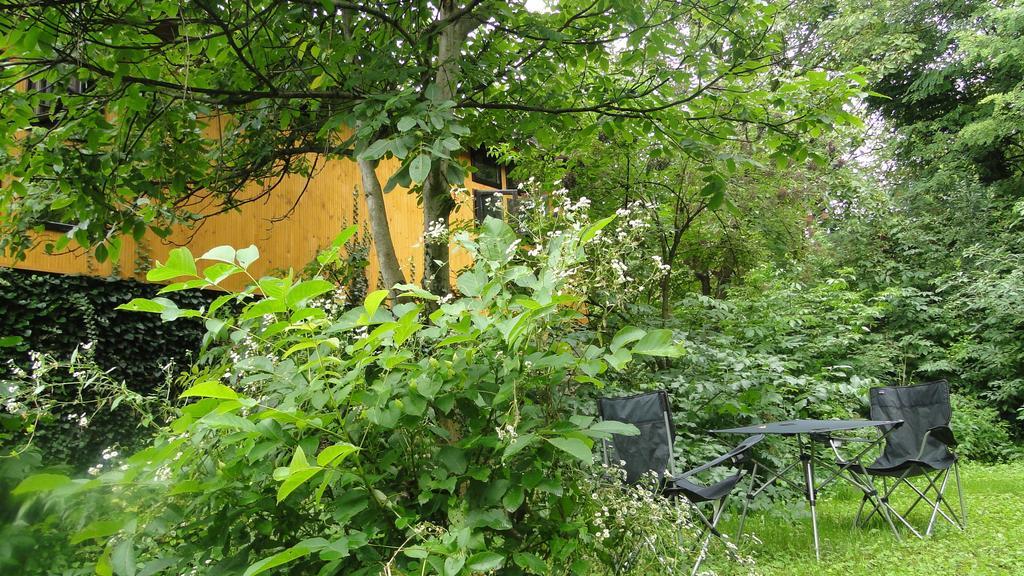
423 217 449 243
310 286 348 318
582 465 748 573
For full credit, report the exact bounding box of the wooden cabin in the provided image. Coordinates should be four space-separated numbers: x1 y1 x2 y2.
1 146 520 291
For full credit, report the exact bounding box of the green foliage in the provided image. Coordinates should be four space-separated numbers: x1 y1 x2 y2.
950 394 1018 464
0 269 211 468
11 216 699 575
0 0 860 271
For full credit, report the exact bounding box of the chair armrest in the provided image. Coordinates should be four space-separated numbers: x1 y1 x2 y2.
679 434 764 478
929 425 958 447
916 425 958 459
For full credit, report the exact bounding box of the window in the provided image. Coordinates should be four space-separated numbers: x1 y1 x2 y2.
28 77 90 127
470 146 503 188
474 190 504 223
473 189 525 225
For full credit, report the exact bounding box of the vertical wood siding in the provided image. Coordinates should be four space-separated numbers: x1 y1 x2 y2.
1 154 494 291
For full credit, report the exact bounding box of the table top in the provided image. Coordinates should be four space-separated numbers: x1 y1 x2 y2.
712 418 902 436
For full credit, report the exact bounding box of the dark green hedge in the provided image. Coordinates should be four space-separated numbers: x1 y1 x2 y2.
0 267 214 468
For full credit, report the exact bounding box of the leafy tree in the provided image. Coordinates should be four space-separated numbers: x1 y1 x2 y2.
794 0 1024 418
1 0 861 295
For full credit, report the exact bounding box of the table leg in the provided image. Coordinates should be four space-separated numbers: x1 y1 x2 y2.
801 442 820 561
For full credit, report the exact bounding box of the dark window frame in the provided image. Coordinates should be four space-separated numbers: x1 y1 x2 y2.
28 77 91 127
473 189 526 225
470 147 503 188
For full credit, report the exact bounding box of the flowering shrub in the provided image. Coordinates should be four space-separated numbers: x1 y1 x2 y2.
577 466 751 575
1 346 175 573
508 180 669 316
5 214 715 575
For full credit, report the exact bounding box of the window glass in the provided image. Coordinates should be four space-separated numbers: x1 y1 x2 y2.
470 147 502 188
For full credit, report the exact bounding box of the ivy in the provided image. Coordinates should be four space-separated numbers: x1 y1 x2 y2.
0 268 213 468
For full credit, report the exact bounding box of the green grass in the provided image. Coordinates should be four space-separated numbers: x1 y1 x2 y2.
704 462 1024 576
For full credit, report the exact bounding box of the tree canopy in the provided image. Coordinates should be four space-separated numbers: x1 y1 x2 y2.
1 0 862 294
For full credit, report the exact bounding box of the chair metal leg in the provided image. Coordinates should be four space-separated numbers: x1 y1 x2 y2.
955 461 967 530
801 451 820 561
854 493 869 528
691 501 723 576
926 469 951 536
736 462 758 545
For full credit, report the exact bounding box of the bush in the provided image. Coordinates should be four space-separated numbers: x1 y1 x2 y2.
950 393 1017 463
8 217 720 575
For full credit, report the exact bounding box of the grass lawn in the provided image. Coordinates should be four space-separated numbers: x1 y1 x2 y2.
703 462 1024 576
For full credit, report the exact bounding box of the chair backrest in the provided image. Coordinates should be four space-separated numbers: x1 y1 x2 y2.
869 380 953 465
597 391 675 484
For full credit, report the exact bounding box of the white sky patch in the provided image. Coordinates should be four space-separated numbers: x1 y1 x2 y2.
525 0 550 13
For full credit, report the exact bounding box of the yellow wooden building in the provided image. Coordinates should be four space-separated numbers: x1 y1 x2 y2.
1 149 517 290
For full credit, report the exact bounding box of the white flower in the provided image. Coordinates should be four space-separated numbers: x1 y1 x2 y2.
652 255 671 273
424 218 448 243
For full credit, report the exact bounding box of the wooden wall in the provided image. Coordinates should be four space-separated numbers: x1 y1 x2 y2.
1 155 502 292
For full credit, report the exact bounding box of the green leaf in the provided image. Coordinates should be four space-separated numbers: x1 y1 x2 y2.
467 552 505 571
277 467 322 503
632 329 682 357
330 225 358 248
610 326 645 351
202 262 241 285
396 116 417 132
289 446 311 469
236 245 260 270
363 290 388 318
180 381 238 400
96 547 114 576
546 437 593 464
316 443 360 467
146 248 197 281
286 280 335 308
71 519 124 545
456 269 487 297
0 335 23 347
603 347 633 371
12 473 71 495
502 434 537 461
587 420 640 436
242 538 328 576
443 555 465 576
409 153 431 183
112 539 137 576
502 485 525 511
359 139 390 161
513 551 547 574
701 173 726 210
438 446 467 474
580 215 615 245
199 245 235 264
116 298 167 314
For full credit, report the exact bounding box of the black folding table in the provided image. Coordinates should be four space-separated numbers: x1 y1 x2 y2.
713 418 903 560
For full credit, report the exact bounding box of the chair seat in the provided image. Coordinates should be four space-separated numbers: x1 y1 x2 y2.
665 472 742 503
866 453 957 477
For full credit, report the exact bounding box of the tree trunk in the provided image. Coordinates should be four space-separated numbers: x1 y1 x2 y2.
358 157 406 297
422 167 455 296
659 271 674 322
421 2 480 296
695 270 713 297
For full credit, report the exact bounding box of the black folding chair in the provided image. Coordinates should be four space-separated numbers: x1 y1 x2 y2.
853 380 966 537
598 391 763 575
